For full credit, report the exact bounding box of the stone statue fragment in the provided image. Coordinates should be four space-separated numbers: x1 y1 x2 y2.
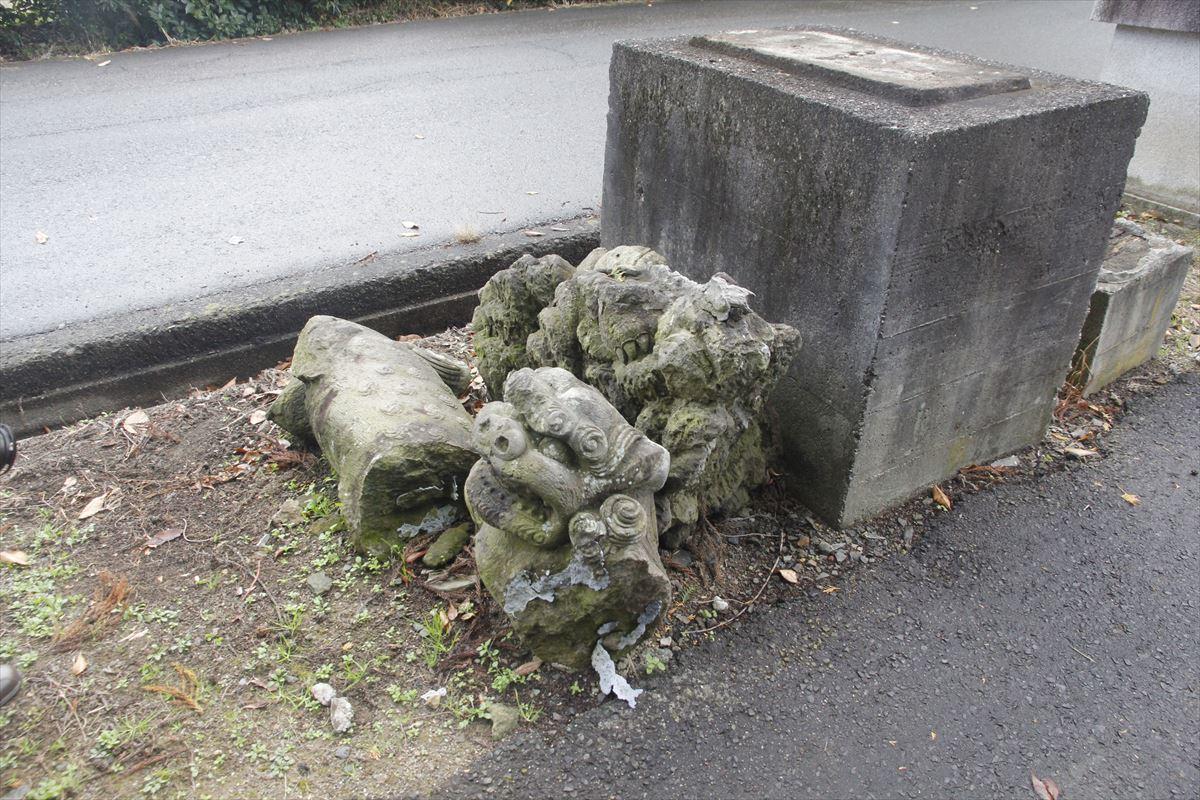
472 247 801 547
269 315 477 554
465 366 671 668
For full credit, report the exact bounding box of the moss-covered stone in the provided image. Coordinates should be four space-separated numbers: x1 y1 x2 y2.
422 522 472 568
268 315 478 555
472 247 801 546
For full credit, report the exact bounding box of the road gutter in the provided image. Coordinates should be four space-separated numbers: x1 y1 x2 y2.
0 218 600 435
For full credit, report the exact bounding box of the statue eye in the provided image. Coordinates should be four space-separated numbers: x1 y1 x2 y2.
575 427 608 461
545 408 573 436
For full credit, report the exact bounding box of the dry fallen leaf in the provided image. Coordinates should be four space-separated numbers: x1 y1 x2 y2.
399 231 420 238
144 528 183 549
78 494 107 520
514 658 542 677
1 550 31 567
1121 492 1141 506
778 568 800 584
227 236 244 245
35 230 49 244
1030 770 1061 800
401 220 419 229
525 190 539 195
821 586 840 594
522 230 544 237
71 653 88 675
932 484 952 510
1065 447 1098 459
97 60 111 67
122 409 150 432
249 409 269 426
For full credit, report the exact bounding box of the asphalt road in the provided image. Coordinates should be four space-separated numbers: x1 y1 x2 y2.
433 374 1200 800
0 0 1115 341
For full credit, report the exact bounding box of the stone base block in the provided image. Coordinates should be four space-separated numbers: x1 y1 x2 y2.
602 26 1147 526
1075 219 1193 395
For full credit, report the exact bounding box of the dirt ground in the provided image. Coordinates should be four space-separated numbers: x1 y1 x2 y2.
1 212 1196 800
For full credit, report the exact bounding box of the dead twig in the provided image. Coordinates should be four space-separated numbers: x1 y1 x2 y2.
144 663 203 713
51 571 131 652
688 525 784 636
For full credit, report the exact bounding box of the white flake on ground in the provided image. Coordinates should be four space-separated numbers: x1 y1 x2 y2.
591 641 642 708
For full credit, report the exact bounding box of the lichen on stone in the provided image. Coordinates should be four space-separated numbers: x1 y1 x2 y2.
471 246 801 547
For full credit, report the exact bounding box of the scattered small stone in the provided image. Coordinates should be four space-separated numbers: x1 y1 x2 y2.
306 571 333 596
795 534 811 549
422 523 472 568
990 455 1020 468
2 783 31 800
486 702 521 741
333 745 351 760
835 549 847 564
420 687 447 707
309 514 344 535
712 596 730 612
271 498 304 527
815 539 845 555
671 549 694 567
330 696 353 733
902 527 914 549
311 682 336 706
425 575 476 592
659 637 673 648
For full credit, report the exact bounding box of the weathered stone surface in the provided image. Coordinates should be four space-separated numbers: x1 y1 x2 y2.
422 522 472 568
472 247 800 546
1092 0 1199 33
465 367 671 669
1095 8 1199 220
602 26 1147 526
472 253 575 396
1074 220 1193 394
485 702 521 741
269 315 477 554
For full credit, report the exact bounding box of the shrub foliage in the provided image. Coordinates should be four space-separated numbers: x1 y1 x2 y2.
0 1 545 60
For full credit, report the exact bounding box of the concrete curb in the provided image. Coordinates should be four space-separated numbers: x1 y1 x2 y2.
0 218 600 436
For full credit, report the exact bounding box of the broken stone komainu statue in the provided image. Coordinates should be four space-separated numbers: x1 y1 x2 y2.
269 315 478 555
472 246 802 548
465 366 671 675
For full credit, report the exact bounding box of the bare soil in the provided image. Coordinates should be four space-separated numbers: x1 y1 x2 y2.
1 212 1196 800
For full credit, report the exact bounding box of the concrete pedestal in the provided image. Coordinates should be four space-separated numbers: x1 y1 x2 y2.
1075 219 1193 395
1093 1 1200 221
601 27 1147 526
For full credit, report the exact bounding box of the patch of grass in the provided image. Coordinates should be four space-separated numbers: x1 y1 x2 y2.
644 651 667 675
476 639 525 693
514 690 541 724
417 606 458 669
386 683 419 705
454 224 481 245
90 715 154 762
6 559 83 639
27 763 82 800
